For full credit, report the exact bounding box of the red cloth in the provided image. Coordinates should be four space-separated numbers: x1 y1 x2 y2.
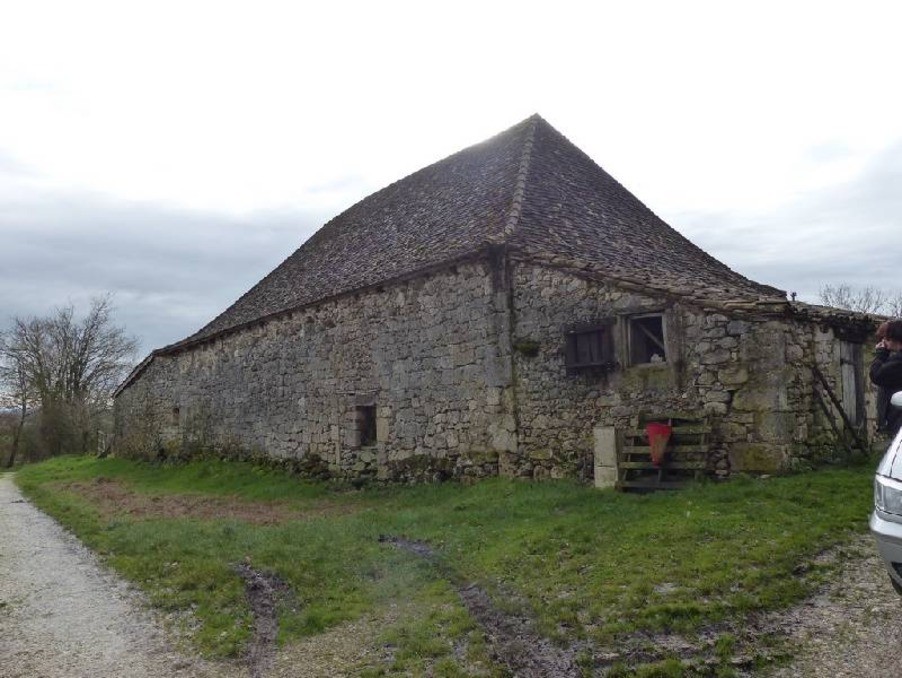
646 422 672 467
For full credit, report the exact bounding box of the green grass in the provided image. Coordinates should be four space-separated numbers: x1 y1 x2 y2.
15 455 875 673
17 454 331 501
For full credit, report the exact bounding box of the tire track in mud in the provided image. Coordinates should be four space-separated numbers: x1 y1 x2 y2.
379 535 581 677
233 564 295 678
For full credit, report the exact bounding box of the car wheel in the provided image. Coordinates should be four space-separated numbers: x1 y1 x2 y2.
890 575 902 595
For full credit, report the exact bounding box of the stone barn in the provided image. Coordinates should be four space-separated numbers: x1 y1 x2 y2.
114 115 877 486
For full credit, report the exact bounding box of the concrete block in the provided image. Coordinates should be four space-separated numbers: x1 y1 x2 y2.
593 426 617 467
594 465 618 489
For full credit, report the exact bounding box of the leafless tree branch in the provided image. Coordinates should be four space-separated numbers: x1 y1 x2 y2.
1 296 137 457
818 283 901 316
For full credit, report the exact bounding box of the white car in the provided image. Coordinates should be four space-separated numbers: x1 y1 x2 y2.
870 392 902 593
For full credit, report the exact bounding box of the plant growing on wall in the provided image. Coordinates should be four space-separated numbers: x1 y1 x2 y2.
512 339 541 357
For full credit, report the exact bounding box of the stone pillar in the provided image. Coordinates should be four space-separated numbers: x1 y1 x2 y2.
593 426 618 489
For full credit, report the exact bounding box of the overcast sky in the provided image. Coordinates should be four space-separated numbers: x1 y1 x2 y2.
2 1 901 357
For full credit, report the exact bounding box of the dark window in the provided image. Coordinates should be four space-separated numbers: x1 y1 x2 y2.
171 407 180 426
565 323 615 371
356 405 377 447
629 314 666 364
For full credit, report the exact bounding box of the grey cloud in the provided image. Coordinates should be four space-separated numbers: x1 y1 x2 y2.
0 187 329 356
0 150 34 177
805 140 854 163
670 140 902 303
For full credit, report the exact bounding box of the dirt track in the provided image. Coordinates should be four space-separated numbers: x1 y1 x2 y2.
763 533 902 677
0 474 237 678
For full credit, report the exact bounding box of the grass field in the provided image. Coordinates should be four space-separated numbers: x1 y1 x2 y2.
14 456 874 675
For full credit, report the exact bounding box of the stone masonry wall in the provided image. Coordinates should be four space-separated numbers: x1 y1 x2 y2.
116 255 867 484
115 260 515 481
506 262 863 480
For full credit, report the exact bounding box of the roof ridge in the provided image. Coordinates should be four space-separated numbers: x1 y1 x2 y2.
499 114 539 240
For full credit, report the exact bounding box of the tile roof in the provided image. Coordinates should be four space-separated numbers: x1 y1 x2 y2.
176 115 786 348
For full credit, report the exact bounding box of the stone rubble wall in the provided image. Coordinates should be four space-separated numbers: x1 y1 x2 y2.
507 262 867 480
115 260 515 481
115 254 870 483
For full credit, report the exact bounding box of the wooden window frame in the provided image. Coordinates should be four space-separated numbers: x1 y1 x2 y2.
626 313 667 366
565 320 617 373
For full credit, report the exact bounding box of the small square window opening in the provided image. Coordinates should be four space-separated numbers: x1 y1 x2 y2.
356 405 377 447
629 314 666 365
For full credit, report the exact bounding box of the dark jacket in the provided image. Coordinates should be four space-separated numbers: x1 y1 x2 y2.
877 386 892 432
871 348 902 435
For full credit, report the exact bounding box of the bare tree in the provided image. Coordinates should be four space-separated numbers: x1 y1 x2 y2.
2 296 137 456
0 338 32 467
885 292 902 319
818 283 889 314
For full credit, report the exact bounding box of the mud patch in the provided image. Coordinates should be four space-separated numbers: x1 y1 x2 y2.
233 563 294 678
379 535 438 561
379 535 581 677
60 478 357 525
575 540 879 674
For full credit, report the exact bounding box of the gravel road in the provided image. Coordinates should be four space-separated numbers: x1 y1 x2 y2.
765 533 902 677
0 474 240 678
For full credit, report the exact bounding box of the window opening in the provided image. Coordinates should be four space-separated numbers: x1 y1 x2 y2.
171 407 180 426
565 322 615 371
629 314 666 365
356 405 377 447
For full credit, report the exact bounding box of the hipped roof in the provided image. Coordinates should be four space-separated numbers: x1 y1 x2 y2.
117 116 798 395
185 114 784 345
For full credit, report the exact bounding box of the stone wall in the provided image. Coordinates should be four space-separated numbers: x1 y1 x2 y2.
506 261 867 480
116 254 870 483
116 260 515 481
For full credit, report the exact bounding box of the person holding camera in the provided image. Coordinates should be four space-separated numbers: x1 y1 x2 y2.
871 318 902 436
